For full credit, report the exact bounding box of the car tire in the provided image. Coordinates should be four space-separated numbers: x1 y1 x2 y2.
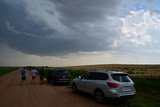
72 84 78 94
94 90 104 103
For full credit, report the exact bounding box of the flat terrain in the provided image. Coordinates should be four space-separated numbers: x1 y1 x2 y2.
0 69 114 107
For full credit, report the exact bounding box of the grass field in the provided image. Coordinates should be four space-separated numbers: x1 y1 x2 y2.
121 76 160 107
0 67 18 76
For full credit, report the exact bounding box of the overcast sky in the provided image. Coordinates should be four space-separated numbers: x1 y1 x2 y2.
1 0 160 66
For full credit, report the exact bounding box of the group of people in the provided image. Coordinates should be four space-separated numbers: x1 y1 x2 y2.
20 67 45 85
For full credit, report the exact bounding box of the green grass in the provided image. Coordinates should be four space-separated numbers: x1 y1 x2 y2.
133 76 160 91
0 67 18 76
63 64 160 75
124 76 160 107
69 70 86 79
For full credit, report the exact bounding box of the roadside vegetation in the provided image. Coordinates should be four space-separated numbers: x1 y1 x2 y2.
0 67 18 76
121 76 160 107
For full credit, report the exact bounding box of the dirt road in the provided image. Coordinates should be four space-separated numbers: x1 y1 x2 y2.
0 69 115 107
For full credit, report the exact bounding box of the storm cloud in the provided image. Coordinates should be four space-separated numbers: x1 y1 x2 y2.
0 0 122 56
1 0 160 66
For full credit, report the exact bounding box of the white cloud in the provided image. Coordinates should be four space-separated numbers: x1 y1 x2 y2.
120 10 153 45
119 9 160 46
113 39 118 47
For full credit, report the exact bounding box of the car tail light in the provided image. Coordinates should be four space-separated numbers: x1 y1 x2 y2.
107 82 120 88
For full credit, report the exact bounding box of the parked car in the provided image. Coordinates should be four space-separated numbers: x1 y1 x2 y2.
47 69 71 84
71 71 136 103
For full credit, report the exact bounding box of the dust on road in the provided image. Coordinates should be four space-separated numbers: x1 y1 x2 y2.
0 69 115 107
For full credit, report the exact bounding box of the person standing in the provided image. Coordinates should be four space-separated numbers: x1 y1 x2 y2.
20 67 27 85
31 67 38 85
39 67 45 84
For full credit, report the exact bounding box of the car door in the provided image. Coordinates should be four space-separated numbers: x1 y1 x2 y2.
85 72 109 94
84 72 97 94
79 72 97 93
77 72 90 92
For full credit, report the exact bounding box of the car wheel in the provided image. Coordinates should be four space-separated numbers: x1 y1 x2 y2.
94 90 104 103
72 84 78 94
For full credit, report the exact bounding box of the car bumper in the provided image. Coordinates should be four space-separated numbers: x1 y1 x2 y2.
104 89 136 99
117 95 135 100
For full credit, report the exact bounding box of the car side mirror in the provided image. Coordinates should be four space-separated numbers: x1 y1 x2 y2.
78 76 81 79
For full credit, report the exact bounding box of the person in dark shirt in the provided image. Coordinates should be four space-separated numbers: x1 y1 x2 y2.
39 67 45 84
47 70 52 83
20 67 27 85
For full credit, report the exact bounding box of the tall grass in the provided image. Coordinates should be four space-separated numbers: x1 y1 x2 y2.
64 64 160 75
124 76 160 107
0 67 18 76
69 70 86 79
133 76 160 91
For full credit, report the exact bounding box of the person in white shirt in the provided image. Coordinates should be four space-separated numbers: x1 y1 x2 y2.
31 68 38 85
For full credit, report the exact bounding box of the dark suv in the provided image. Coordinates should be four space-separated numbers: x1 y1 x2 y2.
47 70 71 84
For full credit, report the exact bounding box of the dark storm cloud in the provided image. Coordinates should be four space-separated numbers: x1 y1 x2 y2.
54 0 120 22
0 0 122 56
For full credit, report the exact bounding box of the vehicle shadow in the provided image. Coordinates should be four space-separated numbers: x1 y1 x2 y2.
52 83 70 86
49 84 129 106
70 91 129 106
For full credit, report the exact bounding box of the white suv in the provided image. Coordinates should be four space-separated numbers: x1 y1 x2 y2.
71 71 136 103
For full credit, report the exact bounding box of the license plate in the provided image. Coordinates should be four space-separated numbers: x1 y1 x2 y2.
123 86 131 91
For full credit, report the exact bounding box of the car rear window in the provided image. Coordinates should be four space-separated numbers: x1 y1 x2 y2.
111 74 131 82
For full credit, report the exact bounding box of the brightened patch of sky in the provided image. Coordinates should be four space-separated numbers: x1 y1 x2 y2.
118 0 160 17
